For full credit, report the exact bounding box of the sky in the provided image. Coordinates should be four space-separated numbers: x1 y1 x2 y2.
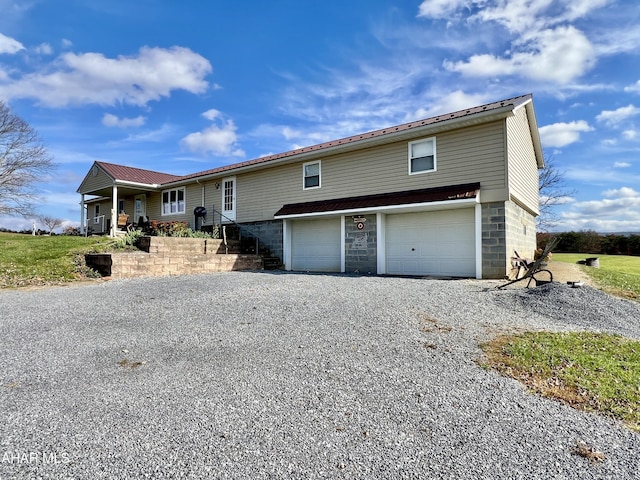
0 0 639 233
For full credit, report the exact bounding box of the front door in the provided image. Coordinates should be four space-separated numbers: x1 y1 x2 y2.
222 176 236 222
134 194 147 224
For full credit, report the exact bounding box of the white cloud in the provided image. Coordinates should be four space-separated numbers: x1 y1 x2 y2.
603 187 639 198
596 104 640 127
625 80 640 94
444 26 596 83
61 38 73 49
622 129 638 140
614 161 631 168
0 46 212 107
0 32 24 54
34 42 53 55
123 124 173 143
539 120 593 147
202 109 221 121
102 113 146 128
559 186 640 232
417 0 466 19
181 116 245 158
411 90 489 119
419 0 613 84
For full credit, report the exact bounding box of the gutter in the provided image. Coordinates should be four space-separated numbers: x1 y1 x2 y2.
274 197 479 220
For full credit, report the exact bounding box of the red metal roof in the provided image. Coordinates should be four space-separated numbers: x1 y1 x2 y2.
176 94 534 183
92 93 533 187
274 183 481 217
97 161 181 185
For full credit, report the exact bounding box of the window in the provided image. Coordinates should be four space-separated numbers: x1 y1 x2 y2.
303 161 321 189
118 199 125 214
93 204 100 224
162 187 186 215
408 138 436 174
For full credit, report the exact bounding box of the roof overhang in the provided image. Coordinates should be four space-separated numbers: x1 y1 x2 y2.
274 183 481 219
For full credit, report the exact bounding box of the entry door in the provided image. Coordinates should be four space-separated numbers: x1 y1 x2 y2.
222 176 236 222
134 194 146 223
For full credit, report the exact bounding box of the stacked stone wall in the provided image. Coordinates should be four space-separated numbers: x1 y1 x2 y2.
105 237 262 279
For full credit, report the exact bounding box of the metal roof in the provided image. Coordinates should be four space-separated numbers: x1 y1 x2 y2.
83 93 538 189
274 183 481 218
96 161 182 185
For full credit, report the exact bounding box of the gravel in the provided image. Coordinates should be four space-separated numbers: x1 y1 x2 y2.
1 272 639 479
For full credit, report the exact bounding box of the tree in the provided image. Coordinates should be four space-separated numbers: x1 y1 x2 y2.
538 154 575 232
0 101 55 217
38 215 63 235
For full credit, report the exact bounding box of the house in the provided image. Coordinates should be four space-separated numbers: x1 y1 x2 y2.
77 93 543 279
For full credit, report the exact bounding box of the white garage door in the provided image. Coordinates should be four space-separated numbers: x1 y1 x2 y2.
386 209 475 277
291 218 341 272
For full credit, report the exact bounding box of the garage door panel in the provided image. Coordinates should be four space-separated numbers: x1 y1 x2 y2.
292 218 341 272
386 209 475 277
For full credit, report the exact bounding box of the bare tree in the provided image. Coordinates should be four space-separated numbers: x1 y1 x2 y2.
0 101 55 217
538 153 575 232
38 215 63 235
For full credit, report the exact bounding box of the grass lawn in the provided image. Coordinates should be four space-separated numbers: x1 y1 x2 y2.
553 253 640 301
0 232 111 288
482 332 640 432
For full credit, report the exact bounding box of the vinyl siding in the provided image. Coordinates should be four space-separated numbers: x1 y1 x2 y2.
506 106 540 214
237 121 508 222
78 166 113 194
86 200 112 233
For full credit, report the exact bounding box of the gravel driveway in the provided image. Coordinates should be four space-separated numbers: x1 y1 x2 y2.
1 272 639 479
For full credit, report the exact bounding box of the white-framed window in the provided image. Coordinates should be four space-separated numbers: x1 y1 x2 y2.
408 137 436 175
303 160 321 190
118 199 125 214
93 204 100 224
162 187 186 215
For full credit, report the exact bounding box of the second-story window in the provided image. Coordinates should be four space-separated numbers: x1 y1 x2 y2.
409 138 436 175
303 161 321 190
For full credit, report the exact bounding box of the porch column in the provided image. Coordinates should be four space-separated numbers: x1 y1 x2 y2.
80 194 85 235
110 185 118 237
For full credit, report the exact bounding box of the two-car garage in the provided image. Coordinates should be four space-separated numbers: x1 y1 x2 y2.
285 208 477 277
276 183 482 278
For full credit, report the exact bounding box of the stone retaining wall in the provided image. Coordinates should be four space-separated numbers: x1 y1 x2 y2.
100 237 263 279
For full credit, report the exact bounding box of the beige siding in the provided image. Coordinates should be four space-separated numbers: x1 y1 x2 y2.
146 183 227 228
237 121 508 222
87 200 112 233
78 165 113 194
506 107 540 214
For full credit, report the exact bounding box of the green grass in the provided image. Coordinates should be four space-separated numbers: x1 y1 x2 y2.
553 253 640 300
0 232 111 288
482 331 640 432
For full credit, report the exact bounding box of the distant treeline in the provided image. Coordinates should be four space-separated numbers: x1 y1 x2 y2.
537 231 640 256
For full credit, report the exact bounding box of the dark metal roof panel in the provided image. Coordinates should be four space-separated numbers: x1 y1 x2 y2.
274 183 481 217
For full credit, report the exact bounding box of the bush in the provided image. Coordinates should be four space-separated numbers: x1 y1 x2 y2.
148 220 216 238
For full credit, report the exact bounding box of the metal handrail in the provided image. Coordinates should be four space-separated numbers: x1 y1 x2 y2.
210 207 260 255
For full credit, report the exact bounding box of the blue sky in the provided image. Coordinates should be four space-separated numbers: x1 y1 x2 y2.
0 0 639 233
